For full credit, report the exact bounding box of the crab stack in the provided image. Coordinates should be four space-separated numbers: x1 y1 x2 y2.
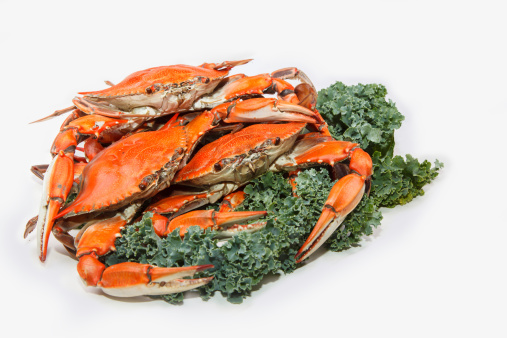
26 60 372 298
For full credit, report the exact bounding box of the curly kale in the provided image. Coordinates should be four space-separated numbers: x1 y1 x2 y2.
106 80 442 304
370 152 444 208
318 81 442 249
317 81 404 158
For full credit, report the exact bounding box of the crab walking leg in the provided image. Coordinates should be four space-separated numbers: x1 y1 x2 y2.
30 164 49 180
149 209 268 238
30 105 76 124
76 216 214 297
295 148 373 263
198 59 252 71
71 97 156 119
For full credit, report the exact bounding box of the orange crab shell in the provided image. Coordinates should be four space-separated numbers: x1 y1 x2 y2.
56 119 188 218
78 65 233 98
173 122 307 187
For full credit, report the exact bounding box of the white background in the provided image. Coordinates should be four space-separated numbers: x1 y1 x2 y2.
1 0 505 337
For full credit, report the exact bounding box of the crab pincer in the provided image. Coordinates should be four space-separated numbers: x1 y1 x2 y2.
76 216 214 297
210 97 318 124
36 150 74 262
294 148 373 263
150 209 268 238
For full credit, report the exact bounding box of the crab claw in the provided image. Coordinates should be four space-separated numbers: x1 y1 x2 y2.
98 262 214 297
78 253 214 297
36 151 74 261
295 174 366 263
145 192 214 217
153 209 268 237
211 98 318 124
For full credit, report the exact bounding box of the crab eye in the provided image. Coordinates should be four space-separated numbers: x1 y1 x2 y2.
274 137 281 146
139 174 156 190
214 162 222 172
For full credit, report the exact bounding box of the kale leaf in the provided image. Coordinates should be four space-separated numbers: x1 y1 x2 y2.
371 152 443 208
317 81 404 158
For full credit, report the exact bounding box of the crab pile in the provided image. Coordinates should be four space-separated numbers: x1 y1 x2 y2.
26 60 372 298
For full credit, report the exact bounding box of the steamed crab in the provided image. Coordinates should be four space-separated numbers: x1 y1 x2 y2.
26 60 372 298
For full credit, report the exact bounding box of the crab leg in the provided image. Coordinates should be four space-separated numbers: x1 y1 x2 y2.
295 148 373 263
143 188 247 225
76 215 213 297
211 97 318 124
36 151 74 261
30 105 77 124
287 170 302 197
81 255 214 297
271 67 316 92
72 97 161 119
97 260 214 297
145 192 214 218
30 164 49 180
150 209 267 238
198 59 252 71
270 133 358 171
